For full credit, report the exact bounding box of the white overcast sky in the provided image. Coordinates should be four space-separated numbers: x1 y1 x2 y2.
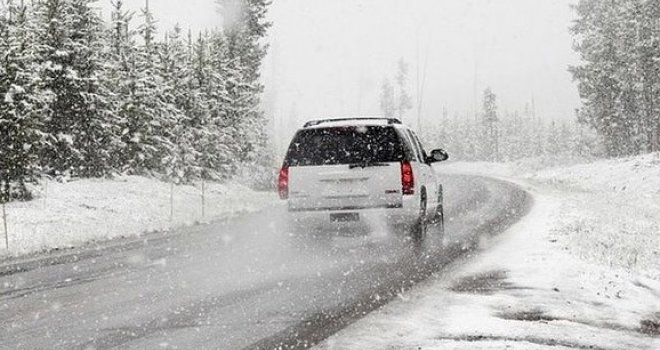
99 0 581 142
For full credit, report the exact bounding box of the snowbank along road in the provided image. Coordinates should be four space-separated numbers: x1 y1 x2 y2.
0 174 531 350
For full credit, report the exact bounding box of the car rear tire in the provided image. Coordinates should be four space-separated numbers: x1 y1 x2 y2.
435 204 444 237
433 185 445 238
410 193 427 241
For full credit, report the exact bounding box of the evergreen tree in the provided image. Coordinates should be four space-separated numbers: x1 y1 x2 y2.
107 0 176 175
217 0 272 169
34 0 79 176
207 31 241 177
68 0 117 177
0 1 43 200
218 0 270 86
421 107 604 162
395 58 412 120
194 31 234 180
559 121 575 155
158 26 201 183
571 0 660 156
637 0 660 152
0 0 275 200
481 87 499 161
379 78 395 118
546 120 561 155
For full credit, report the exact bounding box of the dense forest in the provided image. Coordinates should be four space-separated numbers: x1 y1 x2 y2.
0 0 272 201
421 96 600 163
423 0 660 161
378 63 601 162
3 0 660 202
570 0 660 157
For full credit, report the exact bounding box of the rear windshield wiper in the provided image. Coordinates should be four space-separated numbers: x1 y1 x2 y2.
348 161 389 169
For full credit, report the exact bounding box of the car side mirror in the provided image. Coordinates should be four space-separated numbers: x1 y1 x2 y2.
428 149 449 163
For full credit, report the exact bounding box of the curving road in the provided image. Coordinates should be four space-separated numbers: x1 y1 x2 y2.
0 175 531 350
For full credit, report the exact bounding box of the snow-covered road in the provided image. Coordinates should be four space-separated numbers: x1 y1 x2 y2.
316 157 660 350
0 175 530 350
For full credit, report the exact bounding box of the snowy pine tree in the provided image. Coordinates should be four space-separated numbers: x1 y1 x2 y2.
0 1 43 200
217 0 273 181
67 0 117 177
395 58 412 121
481 87 499 161
193 31 234 180
571 0 660 157
158 26 201 183
0 0 274 198
107 0 176 175
379 79 395 118
34 0 80 176
546 120 561 155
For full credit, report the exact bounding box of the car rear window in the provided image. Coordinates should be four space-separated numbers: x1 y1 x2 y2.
284 126 404 166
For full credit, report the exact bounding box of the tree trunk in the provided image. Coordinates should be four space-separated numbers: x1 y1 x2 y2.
2 202 8 251
169 181 174 222
201 179 206 219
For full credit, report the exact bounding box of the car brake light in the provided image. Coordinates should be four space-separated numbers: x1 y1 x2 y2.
401 161 414 195
278 166 289 199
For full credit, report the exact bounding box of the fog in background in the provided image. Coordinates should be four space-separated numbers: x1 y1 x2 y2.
99 0 581 151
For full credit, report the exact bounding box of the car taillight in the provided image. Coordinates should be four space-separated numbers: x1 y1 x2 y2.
278 166 289 199
401 161 414 195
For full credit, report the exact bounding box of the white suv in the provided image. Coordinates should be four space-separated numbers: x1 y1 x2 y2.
278 117 448 240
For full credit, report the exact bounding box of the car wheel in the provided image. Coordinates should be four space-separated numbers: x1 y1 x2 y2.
410 193 427 241
435 203 444 237
430 185 445 237
435 184 445 236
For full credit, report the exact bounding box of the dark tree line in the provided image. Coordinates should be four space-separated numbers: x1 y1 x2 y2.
411 1 660 161
379 58 413 121
426 0 660 163
423 111 600 162
570 0 660 157
423 89 600 162
0 0 271 202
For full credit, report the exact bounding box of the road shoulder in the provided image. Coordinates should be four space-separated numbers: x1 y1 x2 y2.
0 203 279 278
314 178 660 350
0 176 277 258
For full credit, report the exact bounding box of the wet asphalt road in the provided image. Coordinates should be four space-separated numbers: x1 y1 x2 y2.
0 174 531 350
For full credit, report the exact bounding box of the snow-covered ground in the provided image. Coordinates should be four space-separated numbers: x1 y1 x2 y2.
0 176 277 257
315 153 660 349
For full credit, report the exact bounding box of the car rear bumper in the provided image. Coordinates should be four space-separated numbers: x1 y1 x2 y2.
286 197 420 233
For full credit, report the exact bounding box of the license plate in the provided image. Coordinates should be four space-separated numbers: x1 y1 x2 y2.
330 213 359 222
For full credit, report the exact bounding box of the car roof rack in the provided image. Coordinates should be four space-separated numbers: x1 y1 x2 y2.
303 117 402 128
